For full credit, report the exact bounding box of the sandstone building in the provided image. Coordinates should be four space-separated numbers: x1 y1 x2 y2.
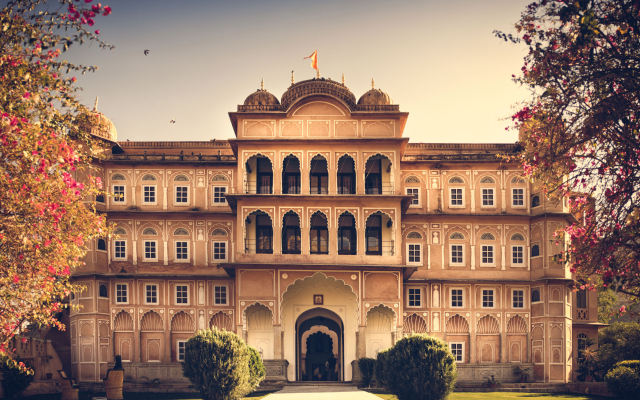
41 77 602 388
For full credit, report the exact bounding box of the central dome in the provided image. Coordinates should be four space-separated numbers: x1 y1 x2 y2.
281 78 356 110
244 89 280 106
82 97 117 142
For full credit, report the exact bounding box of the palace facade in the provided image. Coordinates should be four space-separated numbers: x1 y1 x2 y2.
38 77 601 388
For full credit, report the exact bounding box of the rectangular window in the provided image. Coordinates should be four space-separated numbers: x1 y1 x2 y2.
408 288 421 307
512 188 524 206
213 186 227 205
144 241 157 261
213 241 227 262
146 284 158 304
116 283 128 304
114 240 126 260
513 289 524 308
113 185 125 203
512 246 524 265
450 343 464 362
214 286 227 305
482 289 494 308
450 188 463 206
482 188 494 206
175 241 188 261
451 245 463 264
577 290 587 309
406 188 420 206
310 229 328 254
407 244 421 264
176 285 188 305
481 245 494 265
451 289 463 307
143 186 156 204
177 341 186 361
175 186 189 204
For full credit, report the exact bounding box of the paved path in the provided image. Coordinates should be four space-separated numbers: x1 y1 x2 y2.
264 385 381 399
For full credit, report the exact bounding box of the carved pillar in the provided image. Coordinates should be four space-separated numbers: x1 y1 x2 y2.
427 244 431 270
163 241 168 265
132 241 137 265
163 187 168 210
501 245 506 271
470 189 476 213
470 332 476 363
501 332 506 363
131 185 136 206
501 189 506 212
471 245 476 270
273 325 282 360
192 241 196 266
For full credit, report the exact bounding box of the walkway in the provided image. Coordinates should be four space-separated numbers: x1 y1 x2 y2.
265 385 381 399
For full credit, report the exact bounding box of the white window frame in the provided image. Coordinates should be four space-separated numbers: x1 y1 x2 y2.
450 287 464 308
174 240 190 263
145 283 159 305
213 285 228 306
143 240 158 262
142 184 157 205
512 288 525 309
212 240 228 263
175 284 189 306
112 185 126 204
512 245 525 267
406 187 421 207
177 340 186 362
406 287 422 308
480 244 495 266
512 187 526 208
113 240 127 261
115 283 129 305
481 187 496 208
174 185 190 206
449 187 465 208
449 244 465 266
450 342 464 363
212 185 228 206
406 243 422 265
481 289 495 309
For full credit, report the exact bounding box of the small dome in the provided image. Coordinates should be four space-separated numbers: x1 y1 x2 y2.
83 98 117 142
357 88 392 106
244 89 280 106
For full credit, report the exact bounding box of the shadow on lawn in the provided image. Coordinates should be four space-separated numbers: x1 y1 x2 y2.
24 391 276 400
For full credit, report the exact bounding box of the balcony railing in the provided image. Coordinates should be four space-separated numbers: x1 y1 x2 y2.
337 186 355 195
365 184 394 195
244 239 273 254
282 186 301 194
576 309 588 320
244 181 272 194
310 188 329 195
366 241 395 256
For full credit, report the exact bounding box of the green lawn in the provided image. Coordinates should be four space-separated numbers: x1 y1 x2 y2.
364 391 610 400
24 391 276 400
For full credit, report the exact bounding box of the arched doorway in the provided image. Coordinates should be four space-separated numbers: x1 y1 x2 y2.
296 308 343 381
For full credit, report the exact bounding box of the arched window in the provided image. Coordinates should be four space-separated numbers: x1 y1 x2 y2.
511 233 525 241
174 228 189 236
531 289 541 303
337 155 356 194
450 232 465 240
310 212 328 254
245 155 273 194
114 227 127 235
112 174 125 181
211 228 228 236
282 211 301 254
449 177 464 184
212 174 228 182
531 244 540 257
480 233 495 240
577 333 589 353
511 176 525 184
142 228 157 235
99 283 108 298
282 155 301 194
532 195 541 208
338 212 356 255
174 175 189 182
576 290 587 309
480 176 494 184
365 213 383 255
310 155 328 194
407 232 422 239
365 155 392 195
142 174 156 181
97 238 106 251
405 176 420 184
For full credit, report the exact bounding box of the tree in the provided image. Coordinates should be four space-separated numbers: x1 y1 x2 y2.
496 0 640 301
597 322 640 375
0 0 112 370
598 282 619 323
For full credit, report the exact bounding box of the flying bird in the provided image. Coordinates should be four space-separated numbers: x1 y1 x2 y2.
170 118 176 123
144 49 150 56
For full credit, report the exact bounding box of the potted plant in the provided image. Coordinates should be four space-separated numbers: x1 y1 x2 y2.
512 365 531 383
484 375 501 389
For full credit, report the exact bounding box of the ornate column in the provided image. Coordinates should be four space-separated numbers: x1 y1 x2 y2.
273 325 282 360
163 241 168 265
163 187 168 210
132 241 137 265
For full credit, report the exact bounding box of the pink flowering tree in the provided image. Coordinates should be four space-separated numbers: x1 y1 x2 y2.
0 0 112 371
496 0 640 303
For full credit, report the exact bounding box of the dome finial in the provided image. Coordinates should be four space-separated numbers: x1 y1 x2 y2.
317 68 320 79
93 96 99 112
342 73 345 85
261 78 264 91
291 70 295 85
371 78 375 89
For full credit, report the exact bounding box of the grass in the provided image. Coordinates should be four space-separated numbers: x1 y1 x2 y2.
23 390 276 400
364 392 610 400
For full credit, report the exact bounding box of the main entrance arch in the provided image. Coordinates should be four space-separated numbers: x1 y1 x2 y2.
296 308 343 381
281 272 358 382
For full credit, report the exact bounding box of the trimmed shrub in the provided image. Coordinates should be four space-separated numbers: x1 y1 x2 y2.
385 334 457 400
246 345 266 389
182 329 264 400
1 359 35 399
358 357 376 388
597 322 640 376
605 361 640 400
375 349 389 389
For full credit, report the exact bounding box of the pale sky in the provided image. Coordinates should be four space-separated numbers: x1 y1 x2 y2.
67 0 531 144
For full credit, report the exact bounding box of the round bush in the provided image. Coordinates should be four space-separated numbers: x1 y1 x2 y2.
375 349 389 389
246 345 266 389
182 329 264 400
385 334 457 400
605 365 640 399
358 357 376 388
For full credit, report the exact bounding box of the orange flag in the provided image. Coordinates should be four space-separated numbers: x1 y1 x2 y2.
304 50 318 70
